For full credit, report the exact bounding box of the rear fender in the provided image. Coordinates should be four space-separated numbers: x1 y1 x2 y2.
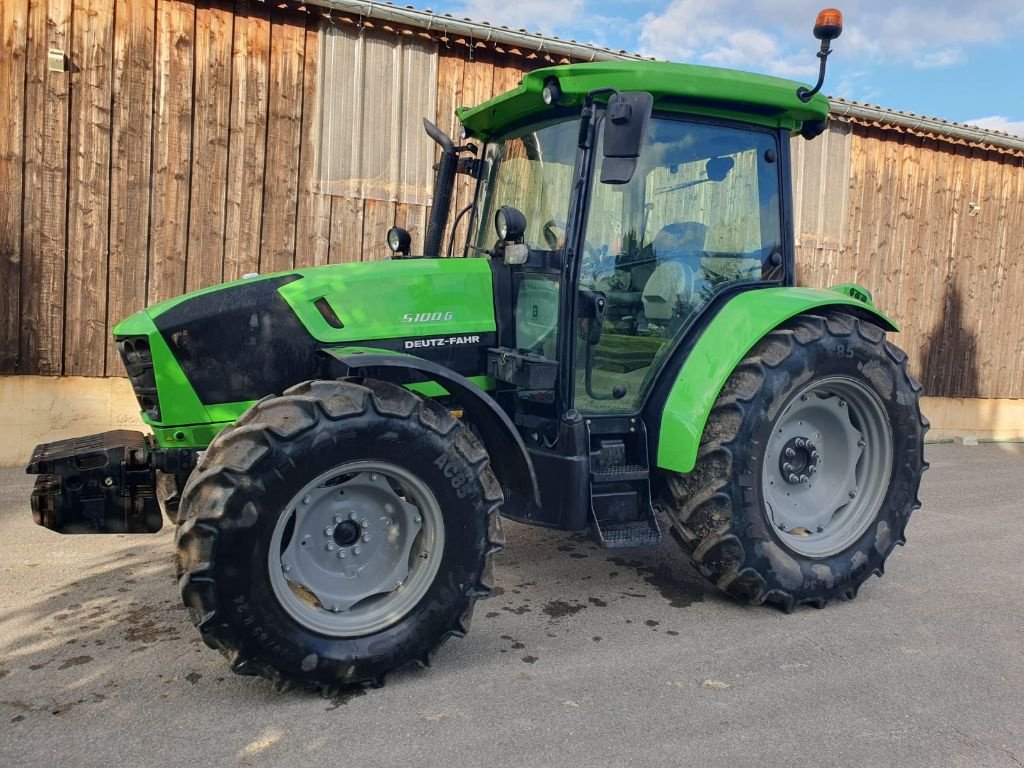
650 286 897 474
323 348 541 505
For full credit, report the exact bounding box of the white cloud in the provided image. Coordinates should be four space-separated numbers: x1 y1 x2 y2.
965 116 1024 138
637 1 1024 79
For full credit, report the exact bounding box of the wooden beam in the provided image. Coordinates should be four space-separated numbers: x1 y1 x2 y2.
106 0 156 374
259 9 305 274
0 0 29 373
20 0 71 375
185 1 233 292
294 15 330 268
65 0 115 376
223 0 270 281
148 0 194 304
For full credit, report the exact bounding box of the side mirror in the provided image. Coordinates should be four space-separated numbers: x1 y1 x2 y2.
600 92 654 185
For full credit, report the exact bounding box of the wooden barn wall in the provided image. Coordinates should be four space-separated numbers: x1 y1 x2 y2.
0 0 551 378
792 124 1024 399
2 0 1023 400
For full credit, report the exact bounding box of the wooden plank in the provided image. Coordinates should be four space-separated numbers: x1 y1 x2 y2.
20 0 71 375
327 195 363 264
450 51 493 255
65 0 115 376
148 0 194 304
185 1 233 292
106 0 156 374
294 15 330 268
360 198 394 261
0 0 29 373
223 0 270 281
258 9 305 274
434 49 465 141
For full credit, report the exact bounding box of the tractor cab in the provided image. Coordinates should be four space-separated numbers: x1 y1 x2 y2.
428 61 829 544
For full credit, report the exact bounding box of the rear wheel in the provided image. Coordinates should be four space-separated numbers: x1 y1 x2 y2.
661 311 927 611
174 379 504 689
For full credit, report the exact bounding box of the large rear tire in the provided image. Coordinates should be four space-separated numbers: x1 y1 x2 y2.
174 379 504 689
660 311 927 611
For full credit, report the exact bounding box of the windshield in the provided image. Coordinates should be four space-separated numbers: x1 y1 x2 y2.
576 115 783 413
472 119 579 254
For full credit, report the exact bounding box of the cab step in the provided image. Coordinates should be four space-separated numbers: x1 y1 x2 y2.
588 432 661 549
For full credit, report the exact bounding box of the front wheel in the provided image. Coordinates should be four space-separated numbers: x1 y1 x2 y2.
174 379 504 689
661 311 927 611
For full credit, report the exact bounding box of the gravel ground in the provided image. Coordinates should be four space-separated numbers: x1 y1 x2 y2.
1 442 1022 768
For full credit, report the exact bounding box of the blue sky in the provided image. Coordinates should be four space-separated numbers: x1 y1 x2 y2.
433 0 1024 136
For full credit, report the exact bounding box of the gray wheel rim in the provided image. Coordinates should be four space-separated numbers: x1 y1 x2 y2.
762 375 893 558
268 461 445 637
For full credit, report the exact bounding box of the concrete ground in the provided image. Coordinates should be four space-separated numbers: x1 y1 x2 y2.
1 443 1022 768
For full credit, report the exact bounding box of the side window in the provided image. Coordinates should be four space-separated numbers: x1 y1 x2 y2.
575 117 782 414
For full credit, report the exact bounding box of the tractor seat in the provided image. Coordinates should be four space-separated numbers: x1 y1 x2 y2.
642 222 708 322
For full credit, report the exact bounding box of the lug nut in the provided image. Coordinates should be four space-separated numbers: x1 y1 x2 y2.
414 515 422 524
350 512 359 521
362 534 370 542
788 473 799 484
324 526 334 536
337 550 346 559
303 496 312 505
849 490 857 498
785 447 795 458
353 546 361 555
282 563 291 572
795 438 805 449
326 542 335 551
361 519 369 528
334 514 344 524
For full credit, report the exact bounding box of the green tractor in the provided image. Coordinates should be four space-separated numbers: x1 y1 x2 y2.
27 10 926 689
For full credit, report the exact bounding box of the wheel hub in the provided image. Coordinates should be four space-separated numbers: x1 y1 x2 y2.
268 463 443 636
761 377 893 558
330 519 362 548
778 436 819 484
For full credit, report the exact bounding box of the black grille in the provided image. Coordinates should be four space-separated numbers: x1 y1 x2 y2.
116 336 161 422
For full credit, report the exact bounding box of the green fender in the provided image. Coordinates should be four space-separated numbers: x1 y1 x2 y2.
654 285 897 474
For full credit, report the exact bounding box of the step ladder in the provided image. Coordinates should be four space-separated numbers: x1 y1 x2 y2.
588 426 661 549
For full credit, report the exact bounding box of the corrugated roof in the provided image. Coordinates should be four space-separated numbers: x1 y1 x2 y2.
300 0 1024 154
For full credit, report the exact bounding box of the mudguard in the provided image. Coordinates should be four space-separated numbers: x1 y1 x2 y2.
323 348 541 506
652 286 898 474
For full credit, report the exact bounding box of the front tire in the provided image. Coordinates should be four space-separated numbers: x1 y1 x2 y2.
661 311 927 611
174 379 504 689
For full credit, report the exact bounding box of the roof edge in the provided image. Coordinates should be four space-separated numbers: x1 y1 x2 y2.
829 98 1024 155
305 0 649 63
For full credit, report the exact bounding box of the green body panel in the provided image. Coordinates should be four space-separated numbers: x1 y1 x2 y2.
112 310 211 428
655 285 897 474
140 259 496 340
112 259 499 449
456 61 830 139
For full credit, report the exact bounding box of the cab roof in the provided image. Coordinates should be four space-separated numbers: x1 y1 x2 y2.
456 60 830 139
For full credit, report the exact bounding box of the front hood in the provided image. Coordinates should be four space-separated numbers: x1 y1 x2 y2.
113 260 497 422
